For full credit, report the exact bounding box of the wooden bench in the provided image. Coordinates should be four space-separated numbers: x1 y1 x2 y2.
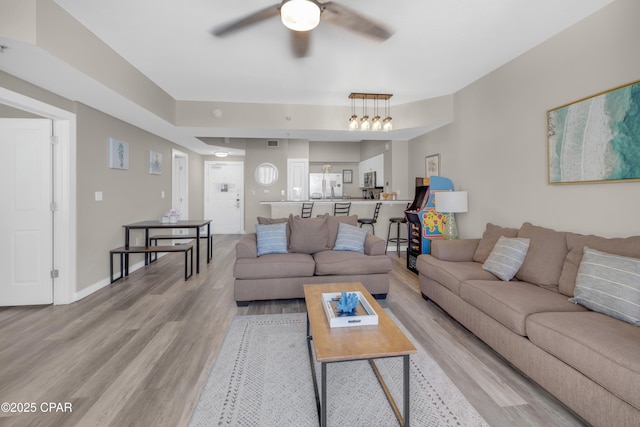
110 244 193 283
149 233 212 263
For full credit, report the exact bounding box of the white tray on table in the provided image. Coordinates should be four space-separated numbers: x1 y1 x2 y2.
322 291 378 328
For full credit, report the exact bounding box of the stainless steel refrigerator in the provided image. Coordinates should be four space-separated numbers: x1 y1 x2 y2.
309 173 343 199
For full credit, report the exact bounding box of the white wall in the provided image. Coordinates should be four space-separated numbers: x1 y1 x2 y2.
409 0 640 239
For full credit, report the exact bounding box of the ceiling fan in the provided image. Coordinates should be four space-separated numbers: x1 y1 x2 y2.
212 0 393 58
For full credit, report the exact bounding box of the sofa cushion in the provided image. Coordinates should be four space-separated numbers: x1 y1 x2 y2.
482 236 530 281
515 222 567 291
417 255 498 296
558 232 640 297
326 215 359 248
288 213 329 254
313 250 392 276
333 222 368 253
460 279 587 336
570 247 640 326
234 253 315 279
473 223 519 263
255 223 288 256
527 311 640 410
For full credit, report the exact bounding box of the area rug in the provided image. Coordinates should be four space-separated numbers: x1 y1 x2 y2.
189 312 487 427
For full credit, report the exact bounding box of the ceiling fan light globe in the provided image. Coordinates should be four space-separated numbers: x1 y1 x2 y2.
281 0 321 31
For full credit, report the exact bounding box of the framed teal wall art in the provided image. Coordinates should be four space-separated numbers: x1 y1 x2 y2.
547 80 640 184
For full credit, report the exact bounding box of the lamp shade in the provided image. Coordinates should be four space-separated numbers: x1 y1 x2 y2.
435 191 468 213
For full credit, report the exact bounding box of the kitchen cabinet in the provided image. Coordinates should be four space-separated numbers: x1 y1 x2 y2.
358 153 384 188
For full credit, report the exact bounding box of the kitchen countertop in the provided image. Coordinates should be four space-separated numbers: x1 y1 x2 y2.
261 199 411 205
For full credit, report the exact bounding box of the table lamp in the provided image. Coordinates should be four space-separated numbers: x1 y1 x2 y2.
435 191 468 240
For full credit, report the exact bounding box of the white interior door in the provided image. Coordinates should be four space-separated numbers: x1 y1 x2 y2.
204 161 244 234
287 158 308 200
1 118 53 306
172 150 189 240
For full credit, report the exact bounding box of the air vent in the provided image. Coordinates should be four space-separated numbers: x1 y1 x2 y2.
267 140 279 148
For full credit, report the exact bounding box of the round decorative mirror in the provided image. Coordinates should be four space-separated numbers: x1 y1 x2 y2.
255 162 279 186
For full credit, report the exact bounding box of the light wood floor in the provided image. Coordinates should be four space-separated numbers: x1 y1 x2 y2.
0 235 586 427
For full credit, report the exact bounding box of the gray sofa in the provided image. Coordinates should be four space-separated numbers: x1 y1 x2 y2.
417 222 640 426
234 214 392 306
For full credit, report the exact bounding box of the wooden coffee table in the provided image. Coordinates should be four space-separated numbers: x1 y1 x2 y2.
304 283 417 427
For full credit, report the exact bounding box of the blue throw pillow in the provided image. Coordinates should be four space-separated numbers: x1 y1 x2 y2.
256 223 288 256
333 222 368 253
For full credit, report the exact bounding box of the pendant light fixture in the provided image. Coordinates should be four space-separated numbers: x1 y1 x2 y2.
383 97 393 131
348 93 393 132
371 97 382 131
348 96 359 131
360 97 370 131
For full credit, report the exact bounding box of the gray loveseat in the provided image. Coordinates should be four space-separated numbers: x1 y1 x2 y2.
417 222 640 427
234 214 392 306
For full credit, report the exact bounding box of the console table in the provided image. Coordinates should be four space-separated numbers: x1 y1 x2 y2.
123 219 212 273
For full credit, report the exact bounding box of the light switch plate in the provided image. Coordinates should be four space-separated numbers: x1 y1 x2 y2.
95 191 103 201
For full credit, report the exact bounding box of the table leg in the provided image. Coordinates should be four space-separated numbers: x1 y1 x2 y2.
124 227 130 272
195 226 201 273
404 354 410 427
207 222 212 263
144 228 150 265
321 362 327 427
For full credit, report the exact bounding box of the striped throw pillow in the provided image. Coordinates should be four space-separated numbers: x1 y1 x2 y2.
482 236 530 281
570 247 640 326
256 223 288 256
333 222 368 253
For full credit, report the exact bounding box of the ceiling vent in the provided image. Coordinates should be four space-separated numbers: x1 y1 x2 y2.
267 140 279 148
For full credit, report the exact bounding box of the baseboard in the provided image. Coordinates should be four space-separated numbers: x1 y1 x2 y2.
72 257 151 302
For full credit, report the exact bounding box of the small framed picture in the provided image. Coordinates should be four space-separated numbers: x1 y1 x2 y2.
425 154 440 177
149 150 162 175
109 138 129 170
343 169 353 184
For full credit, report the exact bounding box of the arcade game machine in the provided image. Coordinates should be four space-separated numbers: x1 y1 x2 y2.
405 176 454 273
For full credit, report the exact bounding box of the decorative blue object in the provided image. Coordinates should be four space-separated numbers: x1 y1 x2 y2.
336 291 359 314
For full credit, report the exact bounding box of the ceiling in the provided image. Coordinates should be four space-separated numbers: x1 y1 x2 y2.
3 1 615 154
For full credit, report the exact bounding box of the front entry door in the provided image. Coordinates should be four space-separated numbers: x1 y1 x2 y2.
0 119 53 306
204 161 244 234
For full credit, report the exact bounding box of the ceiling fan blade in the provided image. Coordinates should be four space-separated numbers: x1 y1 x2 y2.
212 4 281 37
291 30 311 58
321 2 393 40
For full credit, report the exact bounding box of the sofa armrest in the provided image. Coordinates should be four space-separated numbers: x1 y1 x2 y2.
236 233 258 259
365 234 387 256
431 239 480 262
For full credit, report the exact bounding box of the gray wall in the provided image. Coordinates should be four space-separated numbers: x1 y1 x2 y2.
75 104 204 289
1 72 204 293
408 0 640 238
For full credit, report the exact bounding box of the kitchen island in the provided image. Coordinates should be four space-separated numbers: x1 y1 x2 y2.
260 199 411 241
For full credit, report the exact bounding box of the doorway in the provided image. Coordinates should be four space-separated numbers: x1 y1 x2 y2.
172 149 189 241
204 161 244 234
0 119 53 306
0 88 76 305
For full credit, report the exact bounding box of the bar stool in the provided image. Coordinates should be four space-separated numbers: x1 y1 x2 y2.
358 202 382 234
386 215 408 256
301 202 314 218
333 202 351 216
